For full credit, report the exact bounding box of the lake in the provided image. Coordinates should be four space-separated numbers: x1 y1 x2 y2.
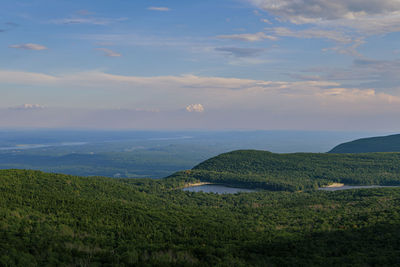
319 185 400 191
185 184 400 193
183 184 256 194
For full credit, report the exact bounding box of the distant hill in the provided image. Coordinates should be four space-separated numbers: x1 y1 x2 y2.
169 150 400 191
329 134 400 153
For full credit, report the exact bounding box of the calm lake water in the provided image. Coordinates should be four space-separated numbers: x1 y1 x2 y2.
183 185 255 194
185 184 400 193
319 185 400 191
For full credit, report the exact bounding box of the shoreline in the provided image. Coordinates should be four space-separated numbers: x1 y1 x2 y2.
182 182 212 188
323 183 345 188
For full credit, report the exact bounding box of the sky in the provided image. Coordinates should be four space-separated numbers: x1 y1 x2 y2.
1 0 400 130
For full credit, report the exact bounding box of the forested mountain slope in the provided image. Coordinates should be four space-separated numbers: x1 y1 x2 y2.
329 134 400 153
169 150 400 191
1 169 400 266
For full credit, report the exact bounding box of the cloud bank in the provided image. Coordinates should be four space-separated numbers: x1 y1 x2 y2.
0 69 400 130
1 69 399 112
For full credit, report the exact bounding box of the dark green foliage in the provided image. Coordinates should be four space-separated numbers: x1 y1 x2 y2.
1 169 400 266
330 133 400 153
168 150 400 191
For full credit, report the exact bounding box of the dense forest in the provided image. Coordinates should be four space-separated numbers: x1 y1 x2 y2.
329 133 400 153
1 168 400 266
168 150 400 191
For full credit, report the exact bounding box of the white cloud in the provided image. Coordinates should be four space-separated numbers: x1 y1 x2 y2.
216 32 278 42
9 43 48 50
9 104 46 110
186 104 204 113
96 48 122 57
147 7 170 12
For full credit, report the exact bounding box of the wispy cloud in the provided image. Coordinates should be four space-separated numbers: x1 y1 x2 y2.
96 48 122 57
216 32 277 42
5 22 19 27
302 58 400 90
0 69 337 91
0 22 19 33
260 18 272 24
322 38 365 57
268 27 363 56
215 47 265 57
76 10 94 15
0 69 397 109
51 17 127 25
147 7 170 12
271 27 353 43
73 33 211 53
9 43 48 50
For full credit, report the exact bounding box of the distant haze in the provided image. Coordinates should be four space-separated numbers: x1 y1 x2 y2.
0 107 399 131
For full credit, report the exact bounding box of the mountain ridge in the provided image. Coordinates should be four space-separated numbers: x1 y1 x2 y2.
329 133 400 153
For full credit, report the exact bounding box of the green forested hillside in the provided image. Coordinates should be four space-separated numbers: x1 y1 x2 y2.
169 150 400 191
329 134 400 153
1 169 400 266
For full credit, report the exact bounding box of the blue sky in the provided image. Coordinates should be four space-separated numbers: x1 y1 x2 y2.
1 0 400 130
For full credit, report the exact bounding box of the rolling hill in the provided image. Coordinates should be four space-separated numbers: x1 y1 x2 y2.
2 169 400 266
329 133 400 153
169 150 400 191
